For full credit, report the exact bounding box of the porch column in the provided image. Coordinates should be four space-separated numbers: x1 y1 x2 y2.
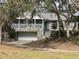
66 30 70 38
75 22 78 30
18 19 20 29
42 19 44 30
26 20 28 28
57 21 59 30
34 19 36 28
49 23 52 30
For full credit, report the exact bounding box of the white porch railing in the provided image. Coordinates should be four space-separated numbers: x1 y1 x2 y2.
12 24 43 30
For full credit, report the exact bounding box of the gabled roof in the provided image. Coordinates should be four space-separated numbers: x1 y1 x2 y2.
37 13 58 20
16 12 67 21
33 15 43 19
37 13 67 21
16 12 43 20
16 16 26 19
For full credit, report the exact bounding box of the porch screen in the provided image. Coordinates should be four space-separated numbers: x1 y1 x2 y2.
20 19 26 24
29 19 34 24
36 19 42 24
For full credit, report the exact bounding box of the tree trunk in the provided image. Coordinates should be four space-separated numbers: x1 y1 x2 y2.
0 26 2 44
67 30 70 38
0 23 4 44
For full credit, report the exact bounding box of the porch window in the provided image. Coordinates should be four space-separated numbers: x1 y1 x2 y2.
29 19 34 24
20 19 26 24
36 19 42 24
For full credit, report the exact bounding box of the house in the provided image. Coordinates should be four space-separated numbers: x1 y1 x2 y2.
1 0 79 42
11 12 58 41
11 11 79 41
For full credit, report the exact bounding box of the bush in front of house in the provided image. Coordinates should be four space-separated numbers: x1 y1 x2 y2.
2 22 17 41
8 28 16 39
71 30 79 44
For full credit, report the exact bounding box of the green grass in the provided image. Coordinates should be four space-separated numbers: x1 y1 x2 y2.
1 45 79 59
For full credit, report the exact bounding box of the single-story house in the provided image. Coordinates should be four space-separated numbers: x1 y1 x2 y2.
11 12 79 41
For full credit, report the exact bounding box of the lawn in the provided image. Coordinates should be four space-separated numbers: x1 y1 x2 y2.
0 45 79 59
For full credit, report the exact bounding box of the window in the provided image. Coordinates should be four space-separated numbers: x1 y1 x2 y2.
20 19 26 24
36 19 42 24
13 19 26 24
29 19 34 24
54 0 59 2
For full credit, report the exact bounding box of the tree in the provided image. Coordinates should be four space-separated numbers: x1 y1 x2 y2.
29 0 78 38
0 0 36 22
43 0 78 38
0 0 36 43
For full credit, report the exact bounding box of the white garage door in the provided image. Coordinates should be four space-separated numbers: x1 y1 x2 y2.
18 32 38 41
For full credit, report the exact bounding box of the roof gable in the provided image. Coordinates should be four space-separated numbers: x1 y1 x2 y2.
16 12 67 21
37 13 58 20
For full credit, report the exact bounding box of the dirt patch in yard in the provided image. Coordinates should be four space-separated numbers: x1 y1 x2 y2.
24 39 79 51
2 38 79 52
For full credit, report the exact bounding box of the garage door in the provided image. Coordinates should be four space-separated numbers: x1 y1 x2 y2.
18 32 38 41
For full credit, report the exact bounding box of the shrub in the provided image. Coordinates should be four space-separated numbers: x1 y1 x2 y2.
71 30 79 44
8 28 16 39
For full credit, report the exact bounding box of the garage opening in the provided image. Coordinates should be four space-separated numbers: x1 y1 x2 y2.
18 32 38 41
